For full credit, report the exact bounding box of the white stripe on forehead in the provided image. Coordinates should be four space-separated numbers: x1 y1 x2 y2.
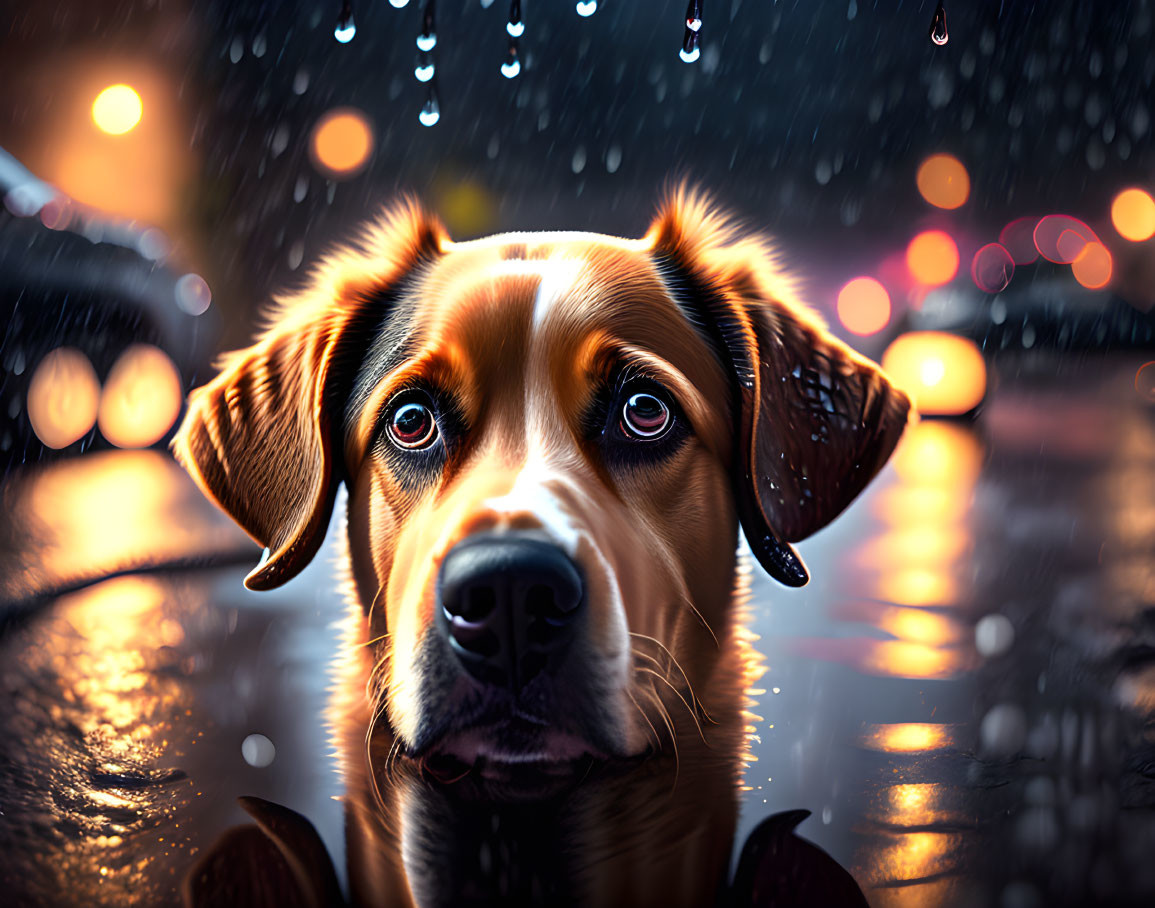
530 257 586 329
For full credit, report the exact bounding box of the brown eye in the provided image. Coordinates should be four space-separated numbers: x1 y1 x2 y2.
621 392 672 440
389 401 438 449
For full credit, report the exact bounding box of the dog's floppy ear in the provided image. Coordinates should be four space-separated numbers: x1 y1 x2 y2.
172 201 447 590
649 186 912 587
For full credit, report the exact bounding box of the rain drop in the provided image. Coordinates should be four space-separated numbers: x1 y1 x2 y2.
415 59 435 82
502 42 521 79
417 0 437 50
929 2 948 46
335 2 355 43
605 144 622 173
576 1 597 16
293 69 310 95
389 0 410 8
175 274 212 316
229 36 244 63
507 0 524 37
685 0 703 32
680 29 700 64
419 91 441 127
572 145 587 174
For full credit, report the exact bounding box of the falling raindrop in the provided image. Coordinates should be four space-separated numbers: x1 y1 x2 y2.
685 0 703 32
389 0 410 8
929 2 948 46
680 29 700 64
419 89 441 126
507 0 524 37
334 1 355 43
415 57 435 82
501 41 521 79
575 0 597 16
417 0 437 50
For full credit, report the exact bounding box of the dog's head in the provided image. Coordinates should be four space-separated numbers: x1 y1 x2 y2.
174 188 909 790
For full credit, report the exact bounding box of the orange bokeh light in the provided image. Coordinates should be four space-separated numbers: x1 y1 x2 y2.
310 108 374 178
27 347 101 449
1111 188 1155 242
916 154 970 210
906 231 959 286
837 277 892 336
97 345 183 448
881 331 987 416
1071 241 1112 289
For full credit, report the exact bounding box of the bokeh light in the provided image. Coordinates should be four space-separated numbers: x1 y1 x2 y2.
91 84 142 135
1071 242 1112 290
1111 188 1155 242
310 108 374 178
1033 214 1099 264
861 723 957 754
915 154 969 210
837 276 891 336
970 243 1014 294
174 273 212 316
881 331 986 416
998 217 1041 265
97 345 183 448
27 348 101 449
906 230 959 286
1136 362 1155 402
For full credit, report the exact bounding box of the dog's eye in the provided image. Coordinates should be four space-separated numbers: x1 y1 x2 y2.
388 401 438 450
620 391 672 440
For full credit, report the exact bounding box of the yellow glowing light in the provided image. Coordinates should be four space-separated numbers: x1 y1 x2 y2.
882 331 986 416
878 567 956 607
874 486 969 525
1111 188 1155 242
916 154 970 210
861 723 957 753
868 832 959 884
873 784 960 827
837 276 892 336
890 420 984 487
880 606 967 647
97 345 183 448
92 84 143 135
310 108 374 177
1071 241 1112 290
862 640 965 679
906 230 959 286
855 526 970 568
920 357 945 386
27 347 101 449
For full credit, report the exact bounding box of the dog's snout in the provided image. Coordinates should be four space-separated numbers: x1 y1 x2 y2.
437 533 584 691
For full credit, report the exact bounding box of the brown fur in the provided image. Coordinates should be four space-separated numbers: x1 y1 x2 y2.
173 187 910 906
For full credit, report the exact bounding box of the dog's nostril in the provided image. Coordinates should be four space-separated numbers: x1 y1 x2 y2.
464 585 497 621
525 583 554 616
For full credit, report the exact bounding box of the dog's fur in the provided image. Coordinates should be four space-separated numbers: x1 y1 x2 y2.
173 187 910 906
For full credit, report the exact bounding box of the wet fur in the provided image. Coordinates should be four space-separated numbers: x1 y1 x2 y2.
173 186 910 906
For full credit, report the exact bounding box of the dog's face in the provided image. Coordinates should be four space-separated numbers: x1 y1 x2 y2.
174 189 910 790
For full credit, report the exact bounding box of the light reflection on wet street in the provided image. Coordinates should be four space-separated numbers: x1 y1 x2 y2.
1 354 1154 905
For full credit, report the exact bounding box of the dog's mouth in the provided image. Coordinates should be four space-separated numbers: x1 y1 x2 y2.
404 702 623 799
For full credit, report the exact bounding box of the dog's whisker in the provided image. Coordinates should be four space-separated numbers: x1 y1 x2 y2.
355 631 392 650
626 688 663 754
683 597 721 651
637 665 710 748
629 632 708 725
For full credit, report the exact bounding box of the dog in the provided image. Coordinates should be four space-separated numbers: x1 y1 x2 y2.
173 186 910 906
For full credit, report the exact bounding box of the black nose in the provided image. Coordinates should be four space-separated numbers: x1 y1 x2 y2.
437 533 584 691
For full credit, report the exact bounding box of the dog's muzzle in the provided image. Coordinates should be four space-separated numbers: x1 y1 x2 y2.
436 532 584 692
